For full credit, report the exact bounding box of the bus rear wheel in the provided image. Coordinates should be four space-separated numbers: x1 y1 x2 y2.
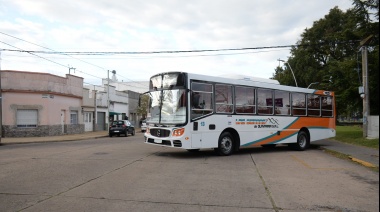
215 132 234 156
293 131 310 151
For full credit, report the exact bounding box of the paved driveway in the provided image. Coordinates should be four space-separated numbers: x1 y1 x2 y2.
0 133 378 211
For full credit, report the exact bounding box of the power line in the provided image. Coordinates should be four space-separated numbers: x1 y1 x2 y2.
0 41 68 69
0 40 361 55
0 31 106 70
0 40 103 80
0 48 288 59
0 32 154 86
0 31 362 89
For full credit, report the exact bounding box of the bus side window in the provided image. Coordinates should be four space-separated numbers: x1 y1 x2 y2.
235 86 255 114
291 93 306 116
191 82 213 119
274 90 290 115
192 92 201 109
321 96 333 117
257 88 273 115
215 84 233 114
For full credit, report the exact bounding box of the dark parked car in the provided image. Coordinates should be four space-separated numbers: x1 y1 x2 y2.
109 120 135 137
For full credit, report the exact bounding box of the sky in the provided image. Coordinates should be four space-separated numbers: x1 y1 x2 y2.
0 0 354 87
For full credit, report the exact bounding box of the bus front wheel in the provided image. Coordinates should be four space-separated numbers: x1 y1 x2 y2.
215 132 234 156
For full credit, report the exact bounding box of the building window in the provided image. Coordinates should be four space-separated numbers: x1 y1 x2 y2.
17 109 38 128
70 111 78 124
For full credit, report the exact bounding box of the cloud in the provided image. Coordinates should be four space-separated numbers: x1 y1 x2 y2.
0 0 353 85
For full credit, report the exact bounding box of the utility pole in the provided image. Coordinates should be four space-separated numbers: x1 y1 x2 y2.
360 35 372 138
0 50 2 144
107 70 109 128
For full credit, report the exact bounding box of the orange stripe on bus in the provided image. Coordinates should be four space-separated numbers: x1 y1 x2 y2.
246 117 335 147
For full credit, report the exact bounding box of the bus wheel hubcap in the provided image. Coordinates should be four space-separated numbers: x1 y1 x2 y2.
221 137 232 153
299 136 306 147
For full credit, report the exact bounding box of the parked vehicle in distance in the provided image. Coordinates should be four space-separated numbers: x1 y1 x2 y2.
141 119 147 132
109 120 135 137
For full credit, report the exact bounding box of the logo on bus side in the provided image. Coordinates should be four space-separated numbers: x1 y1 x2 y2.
235 118 279 128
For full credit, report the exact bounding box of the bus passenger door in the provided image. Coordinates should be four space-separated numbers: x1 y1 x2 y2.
191 122 202 148
191 133 202 148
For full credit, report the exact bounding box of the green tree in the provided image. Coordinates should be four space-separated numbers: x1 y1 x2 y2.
136 94 149 119
272 2 379 117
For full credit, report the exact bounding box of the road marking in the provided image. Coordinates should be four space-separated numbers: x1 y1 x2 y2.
291 155 348 170
291 155 312 169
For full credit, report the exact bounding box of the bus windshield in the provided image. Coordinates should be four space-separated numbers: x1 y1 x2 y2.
147 89 187 125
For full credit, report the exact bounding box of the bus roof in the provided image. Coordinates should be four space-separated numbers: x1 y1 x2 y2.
218 74 280 85
150 72 333 95
184 72 332 95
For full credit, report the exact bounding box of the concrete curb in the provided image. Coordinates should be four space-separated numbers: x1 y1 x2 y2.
349 156 377 168
319 146 378 169
0 135 108 146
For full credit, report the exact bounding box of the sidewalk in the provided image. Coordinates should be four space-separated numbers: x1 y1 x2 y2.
0 131 109 145
313 139 379 168
1 132 378 168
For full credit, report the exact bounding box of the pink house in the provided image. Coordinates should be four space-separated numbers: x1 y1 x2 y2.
1 70 85 137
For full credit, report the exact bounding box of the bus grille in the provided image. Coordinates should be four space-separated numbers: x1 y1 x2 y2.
150 129 170 137
173 140 182 147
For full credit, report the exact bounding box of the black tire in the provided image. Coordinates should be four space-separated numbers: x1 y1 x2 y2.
132 129 135 136
215 132 234 156
125 130 128 137
294 131 310 151
109 134 113 137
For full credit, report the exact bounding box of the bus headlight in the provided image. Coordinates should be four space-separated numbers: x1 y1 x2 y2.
172 128 185 137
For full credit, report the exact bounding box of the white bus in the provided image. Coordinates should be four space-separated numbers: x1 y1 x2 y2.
144 72 336 156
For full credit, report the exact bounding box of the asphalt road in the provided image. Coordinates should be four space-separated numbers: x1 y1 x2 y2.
0 133 378 212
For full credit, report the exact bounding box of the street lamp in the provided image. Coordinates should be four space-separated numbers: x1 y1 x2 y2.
278 59 298 87
307 82 319 89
